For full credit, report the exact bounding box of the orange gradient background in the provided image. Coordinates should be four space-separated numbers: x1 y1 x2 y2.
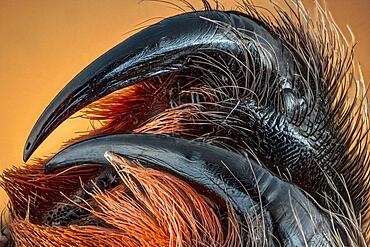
0 0 369 209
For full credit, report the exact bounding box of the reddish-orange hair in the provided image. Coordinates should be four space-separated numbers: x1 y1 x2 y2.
2 154 242 246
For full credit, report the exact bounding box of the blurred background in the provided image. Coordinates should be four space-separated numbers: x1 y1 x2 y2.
0 0 369 208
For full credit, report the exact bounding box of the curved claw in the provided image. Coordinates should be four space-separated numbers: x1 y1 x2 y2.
46 134 264 216
23 10 294 162
46 134 332 246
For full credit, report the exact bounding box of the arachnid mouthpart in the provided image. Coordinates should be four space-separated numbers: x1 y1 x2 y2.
1 1 369 246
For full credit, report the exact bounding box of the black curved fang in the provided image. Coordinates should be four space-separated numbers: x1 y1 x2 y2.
24 10 295 161
46 134 332 246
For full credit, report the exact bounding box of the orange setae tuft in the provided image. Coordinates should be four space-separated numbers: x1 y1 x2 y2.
4 154 242 246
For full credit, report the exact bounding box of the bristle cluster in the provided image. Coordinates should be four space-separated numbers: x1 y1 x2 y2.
0 161 101 223
239 0 369 236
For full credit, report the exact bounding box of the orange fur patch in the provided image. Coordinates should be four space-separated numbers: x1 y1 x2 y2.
4 154 242 246
0 161 101 223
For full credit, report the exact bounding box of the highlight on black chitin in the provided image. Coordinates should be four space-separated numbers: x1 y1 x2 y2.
1 0 369 246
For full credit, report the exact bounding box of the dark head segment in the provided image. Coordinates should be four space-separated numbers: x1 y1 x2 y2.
23 10 295 162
